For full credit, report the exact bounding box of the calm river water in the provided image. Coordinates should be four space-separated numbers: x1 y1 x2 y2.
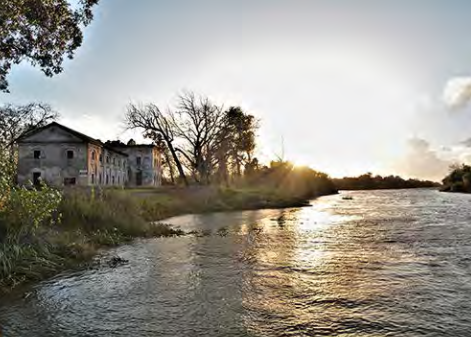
2 189 471 336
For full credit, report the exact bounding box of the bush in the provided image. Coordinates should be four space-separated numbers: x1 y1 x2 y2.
0 150 62 243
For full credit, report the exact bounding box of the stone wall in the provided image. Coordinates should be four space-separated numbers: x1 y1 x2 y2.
113 146 162 187
18 143 88 186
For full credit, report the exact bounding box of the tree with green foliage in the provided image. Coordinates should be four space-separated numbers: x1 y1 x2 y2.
223 106 258 177
441 164 471 193
214 106 258 184
1 0 100 91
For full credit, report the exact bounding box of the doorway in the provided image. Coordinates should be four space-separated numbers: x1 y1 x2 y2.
33 172 41 187
136 171 143 186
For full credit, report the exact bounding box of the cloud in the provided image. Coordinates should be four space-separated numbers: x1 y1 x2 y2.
460 137 471 148
443 77 471 109
440 146 452 152
396 138 452 181
60 115 123 142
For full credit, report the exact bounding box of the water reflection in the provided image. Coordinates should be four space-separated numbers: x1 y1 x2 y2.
3 190 471 336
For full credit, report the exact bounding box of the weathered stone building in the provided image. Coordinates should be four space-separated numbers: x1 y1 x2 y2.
16 122 161 188
107 141 162 187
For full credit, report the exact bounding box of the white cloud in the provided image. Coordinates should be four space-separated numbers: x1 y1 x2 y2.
443 77 471 108
395 138 452 181
59 114 144 143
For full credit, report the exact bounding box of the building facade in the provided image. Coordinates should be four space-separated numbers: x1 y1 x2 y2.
109 143 162 187
17 122 161 188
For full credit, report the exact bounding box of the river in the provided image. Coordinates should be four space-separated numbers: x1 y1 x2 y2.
1 189 471 336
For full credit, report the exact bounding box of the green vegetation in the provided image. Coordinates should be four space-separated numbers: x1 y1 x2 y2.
333 173 440 190
441 164 471 193
0 183 185 292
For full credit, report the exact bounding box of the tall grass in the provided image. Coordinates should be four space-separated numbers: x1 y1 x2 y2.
0 188 183 292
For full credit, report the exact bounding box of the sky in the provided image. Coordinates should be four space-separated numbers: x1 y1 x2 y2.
3 0 471 180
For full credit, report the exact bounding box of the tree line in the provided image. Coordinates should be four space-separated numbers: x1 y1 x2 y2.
333 173 440 190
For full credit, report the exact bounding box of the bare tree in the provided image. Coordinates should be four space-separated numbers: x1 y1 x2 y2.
0 103 59 150
125 92 258 186
172 91 226 184
125 103 188 186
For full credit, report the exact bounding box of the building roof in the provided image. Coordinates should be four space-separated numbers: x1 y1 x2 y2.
16 122 129 157
112 144 157 149
105 140 157 149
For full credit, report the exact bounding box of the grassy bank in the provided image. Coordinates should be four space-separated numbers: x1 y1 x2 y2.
0 185 332 292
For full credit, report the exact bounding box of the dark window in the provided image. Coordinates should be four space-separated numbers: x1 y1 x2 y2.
91 174 95 184
106 174 109 185
99 154 103 162
33 172 41 186
136 171 143 186
67 150 74 159
112 176 115 184
64 177 76 186
91 151 96 161
106 156 110 164
33 150 41 159
113 157 116 165
99 174 102 184
136 157 141 166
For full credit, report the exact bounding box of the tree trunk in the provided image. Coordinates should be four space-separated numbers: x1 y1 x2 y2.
166 141 188 186
164 150 175 184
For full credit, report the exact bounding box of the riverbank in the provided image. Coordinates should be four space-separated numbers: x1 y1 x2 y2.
0 186 334 293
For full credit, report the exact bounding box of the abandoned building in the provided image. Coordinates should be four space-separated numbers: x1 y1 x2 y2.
105 140 162 186
16 122 162 187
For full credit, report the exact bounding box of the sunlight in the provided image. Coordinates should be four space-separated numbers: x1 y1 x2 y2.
291 157 311 169
262 46 418 177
